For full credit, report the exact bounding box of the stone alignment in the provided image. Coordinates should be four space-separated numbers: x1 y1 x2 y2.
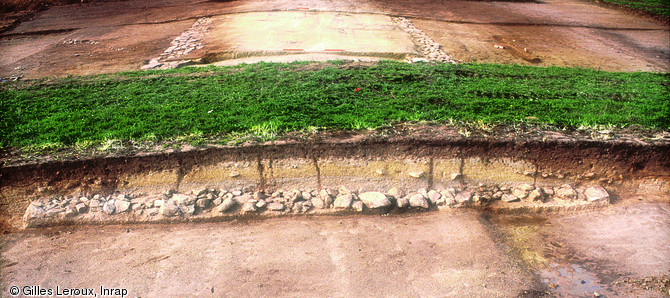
23 183 611 227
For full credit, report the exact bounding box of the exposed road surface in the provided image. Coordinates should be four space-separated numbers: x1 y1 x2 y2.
1 0 668 78
2 203 669 297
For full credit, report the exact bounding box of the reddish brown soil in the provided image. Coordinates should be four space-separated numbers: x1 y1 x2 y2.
1 0 668 78
380 0 669 71
0 0 99 13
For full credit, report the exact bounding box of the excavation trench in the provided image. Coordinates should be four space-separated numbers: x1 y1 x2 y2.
2 131 668 229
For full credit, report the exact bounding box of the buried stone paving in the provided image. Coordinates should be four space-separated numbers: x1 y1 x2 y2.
191 11 420 64
1 0 668 78
6 201 669 297
5 128 669 228
142 11 426 70
144 13 452 69
23 182 612 227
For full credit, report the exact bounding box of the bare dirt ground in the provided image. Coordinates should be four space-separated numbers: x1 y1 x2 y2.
1 0 668 79
376 0 669 71
489 202 670 297
2 211 539 297
2 203 668 297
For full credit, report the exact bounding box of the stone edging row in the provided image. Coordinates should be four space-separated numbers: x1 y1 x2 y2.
23 183 611 227
392 17 458 64
142 17 211 70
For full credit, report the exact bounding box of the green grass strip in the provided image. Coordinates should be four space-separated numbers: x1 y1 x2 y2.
600 0 669 17
1 61 669 148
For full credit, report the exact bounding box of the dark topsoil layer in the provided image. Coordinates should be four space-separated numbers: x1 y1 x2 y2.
0 0 121 13
2 124 669 193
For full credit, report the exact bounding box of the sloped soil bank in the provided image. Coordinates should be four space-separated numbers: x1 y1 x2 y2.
1 125 669 230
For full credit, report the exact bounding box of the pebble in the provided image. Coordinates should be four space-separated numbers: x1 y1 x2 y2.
409 193 430 209
444 194 457 207
543 187 555 196
427 190 442 205
103 201 116 215
114 200 131 213
235 193 252 204
194 188 209 197
196 198 210 209
519 184 535 191
159 200 179 217
293 201 310 213
217 197 236 212
289 189 303 202
23 204 46 222
46 208 60 218
334 194 353 209
180 204 195 216
320 189 334 207
501 194 519 202
75 203 88 214
141 58 163 70
584 186 610 202
393 17 458 64
22 180 612 226
441 188 456 199
396 197 409 208
267 202 285 211
556 185 577 200
387 187 406 199
173 194 196 205
352 200 364 212
63 206 77 218
358 192 392 209
311 197 326 209
409 171 424 178
455 191 472 204
527 189 545 202
241 201 257 213
512 188 528 200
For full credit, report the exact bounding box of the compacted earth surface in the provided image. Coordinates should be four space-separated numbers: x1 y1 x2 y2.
1 0 668 79
1 202 669 297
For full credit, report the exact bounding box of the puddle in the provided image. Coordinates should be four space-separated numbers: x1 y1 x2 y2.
488 214 613 297
540 263 606 297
